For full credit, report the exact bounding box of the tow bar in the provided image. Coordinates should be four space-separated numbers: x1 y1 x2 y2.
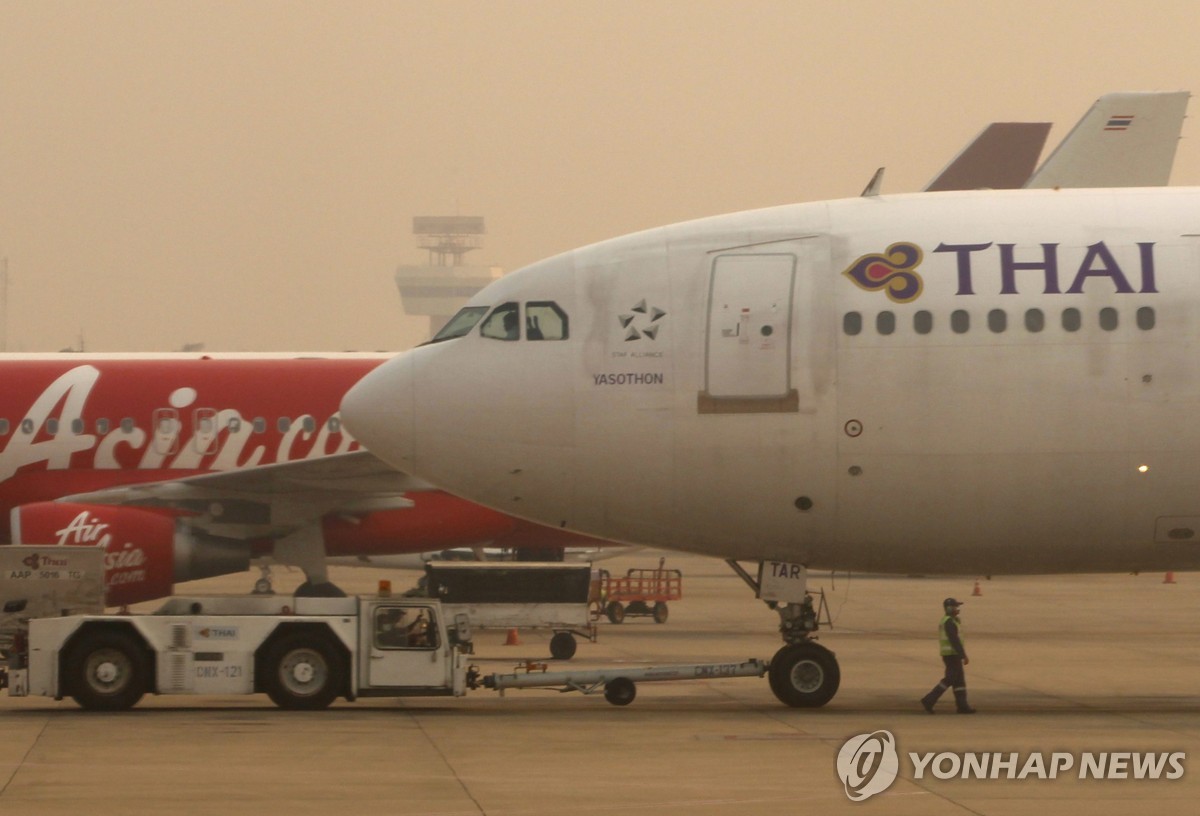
475 658 769 706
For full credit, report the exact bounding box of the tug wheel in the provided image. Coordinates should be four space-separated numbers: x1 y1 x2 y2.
261 632 344 710
64 629 149 711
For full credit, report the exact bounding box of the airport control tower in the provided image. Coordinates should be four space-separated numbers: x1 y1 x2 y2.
395 216 504 339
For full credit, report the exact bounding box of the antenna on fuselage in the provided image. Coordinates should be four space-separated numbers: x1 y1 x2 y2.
860 167 885 197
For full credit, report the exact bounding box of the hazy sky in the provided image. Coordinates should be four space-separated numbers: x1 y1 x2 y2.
1 1 1197 352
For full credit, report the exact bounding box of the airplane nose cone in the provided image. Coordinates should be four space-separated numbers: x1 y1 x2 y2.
341 353 415 469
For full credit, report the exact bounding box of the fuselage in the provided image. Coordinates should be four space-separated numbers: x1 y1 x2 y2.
344 187 1200 575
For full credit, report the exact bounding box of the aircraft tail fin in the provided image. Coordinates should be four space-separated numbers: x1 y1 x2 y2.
1025 91 1190 189
924 122 1051 191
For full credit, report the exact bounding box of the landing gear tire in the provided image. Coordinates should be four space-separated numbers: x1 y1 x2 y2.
253 578 273 595
604 677 637 706
261 632 344 710
549 632 577 660
294 581 347 598
65 629 149 711
768 642 839 708
652 602 669 624
606 602 625 624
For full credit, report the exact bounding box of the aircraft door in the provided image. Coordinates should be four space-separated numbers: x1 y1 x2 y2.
366 603 447 688
699 252 799 413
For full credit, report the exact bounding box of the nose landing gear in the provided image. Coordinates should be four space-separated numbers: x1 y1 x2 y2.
726 560 839 708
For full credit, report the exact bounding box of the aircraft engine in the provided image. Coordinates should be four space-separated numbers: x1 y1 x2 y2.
9 502 249 606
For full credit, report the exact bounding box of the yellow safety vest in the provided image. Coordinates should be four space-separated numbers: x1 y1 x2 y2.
938 614 963 656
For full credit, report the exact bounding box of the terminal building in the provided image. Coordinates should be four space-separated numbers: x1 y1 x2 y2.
394 216 504 339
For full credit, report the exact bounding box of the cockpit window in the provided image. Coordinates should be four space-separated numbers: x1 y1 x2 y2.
526 301 569 340
480 302 521 341
428 306 489 344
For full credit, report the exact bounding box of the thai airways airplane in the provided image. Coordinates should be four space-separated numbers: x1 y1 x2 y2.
0 354 594 608
342 180 1200 706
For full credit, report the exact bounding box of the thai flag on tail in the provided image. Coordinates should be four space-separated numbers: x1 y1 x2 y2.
1105 115 1134 131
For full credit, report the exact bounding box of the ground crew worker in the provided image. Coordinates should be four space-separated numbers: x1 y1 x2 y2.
920 597 976 714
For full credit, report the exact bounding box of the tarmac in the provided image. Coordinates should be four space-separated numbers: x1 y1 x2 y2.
3 549 1200 815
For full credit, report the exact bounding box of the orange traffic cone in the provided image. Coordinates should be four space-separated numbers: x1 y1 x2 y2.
1164 571 1177 584
504 628 521 645
971 579 982 597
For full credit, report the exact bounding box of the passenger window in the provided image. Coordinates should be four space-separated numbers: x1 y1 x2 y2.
1062 308 1081 332
913 311 933 335
152 409 180 456
1099 307 1118 331
0 419 8 435
47 418 59 435
525 301 569 340
71 418 84 434
96 418 110 435
1137 306 1155 330
429 306 489 344
253 417 266 434
987 309 1007 333
951 310 970 334
1024 309 1045 333
20 419 34 435
278 417 292 433
228 417 242 434
302 416 316 433
327 416 342 433
480 302 521 341
120 418 135 433
843 312 862 336
876 311 895 336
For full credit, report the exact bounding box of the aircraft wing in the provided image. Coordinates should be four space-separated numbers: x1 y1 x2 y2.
58 450 434 535
1025 91 1190 188
924 122 1052 191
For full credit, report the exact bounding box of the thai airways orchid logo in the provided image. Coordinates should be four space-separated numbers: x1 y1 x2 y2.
837 729 900 801
842 242 924 303
619 299 667 341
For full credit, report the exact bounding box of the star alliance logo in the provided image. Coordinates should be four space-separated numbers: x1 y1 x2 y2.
619 300 667 341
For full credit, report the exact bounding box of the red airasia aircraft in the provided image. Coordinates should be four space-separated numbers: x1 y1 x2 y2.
0 353 591 606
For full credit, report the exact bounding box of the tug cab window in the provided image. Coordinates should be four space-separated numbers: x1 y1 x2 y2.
480 302 521 341
374 606 438 650
429 306 488 344
525 301 569 340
